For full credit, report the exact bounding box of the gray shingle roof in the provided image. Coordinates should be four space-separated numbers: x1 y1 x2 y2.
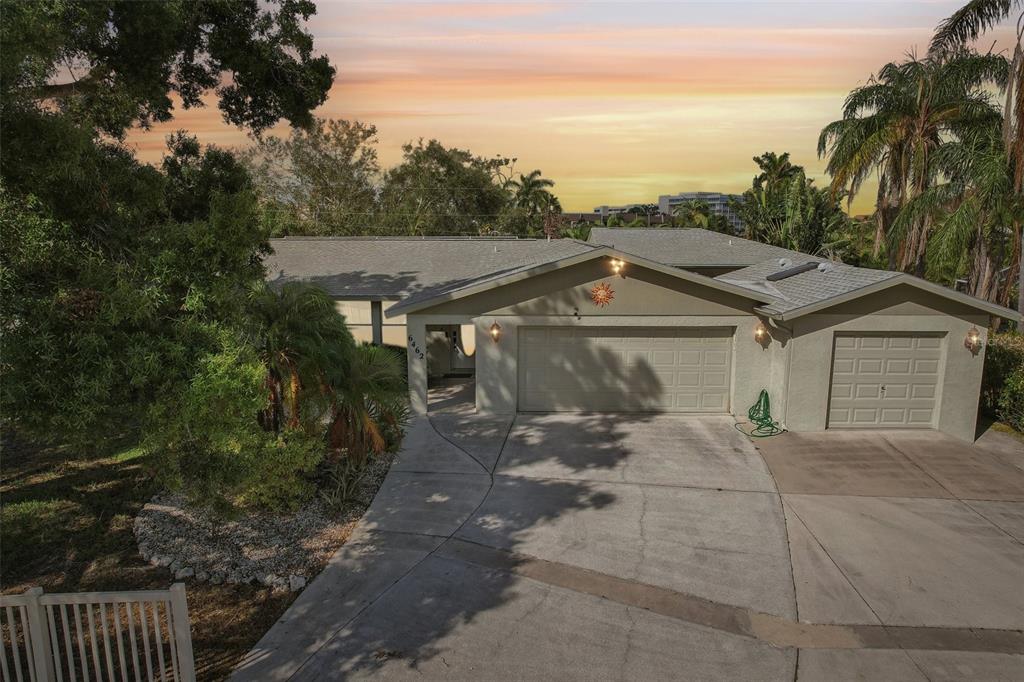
264 236 597 299
719 258 906 316
589 228 805 267
387 244 778 316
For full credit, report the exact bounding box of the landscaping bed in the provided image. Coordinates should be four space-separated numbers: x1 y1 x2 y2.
0 435 393 681
134 454 391 591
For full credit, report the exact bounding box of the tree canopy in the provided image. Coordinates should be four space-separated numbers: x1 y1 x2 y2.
1 0 335 136
0 1 334 448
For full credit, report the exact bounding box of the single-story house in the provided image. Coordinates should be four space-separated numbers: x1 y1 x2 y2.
265 229 1019 442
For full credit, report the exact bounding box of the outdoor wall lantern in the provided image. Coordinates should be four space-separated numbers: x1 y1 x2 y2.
965 326 982 352
610 257 625 276
754 320 768 343
489 321 502 343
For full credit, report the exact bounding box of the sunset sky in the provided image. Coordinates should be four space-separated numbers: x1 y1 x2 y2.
127 1 1015 215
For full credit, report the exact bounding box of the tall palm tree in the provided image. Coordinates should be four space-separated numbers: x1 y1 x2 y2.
931 0 1024 311
753 152 803 187
327 345 408 464
249 282 354 432
818 51 1007 274
509 170 561 215
893 124 1022 300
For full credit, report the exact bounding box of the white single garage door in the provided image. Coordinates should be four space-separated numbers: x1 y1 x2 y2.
828 333 943 428
518 327 732 412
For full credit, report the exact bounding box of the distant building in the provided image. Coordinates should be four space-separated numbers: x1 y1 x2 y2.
658 192 744 233
592 205 633 217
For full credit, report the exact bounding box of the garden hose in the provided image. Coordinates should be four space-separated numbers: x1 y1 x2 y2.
736 389 785 438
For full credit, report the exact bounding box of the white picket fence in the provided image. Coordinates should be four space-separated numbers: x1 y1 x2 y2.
0 584 195 682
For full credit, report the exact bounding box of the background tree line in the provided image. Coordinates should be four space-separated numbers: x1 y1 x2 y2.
816 0 1024 310
242 120 562 237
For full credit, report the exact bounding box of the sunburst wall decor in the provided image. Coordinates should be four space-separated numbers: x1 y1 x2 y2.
590 282 615 307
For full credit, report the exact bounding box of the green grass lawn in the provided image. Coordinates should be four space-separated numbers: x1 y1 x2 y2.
1 436 297 681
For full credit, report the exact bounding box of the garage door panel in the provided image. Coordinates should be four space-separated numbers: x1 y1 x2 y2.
828 333 943 429
703 371 729 389
678 350 702 366
911 384 936 400
882 384 908 399
518 327 732 413
704 350 730 366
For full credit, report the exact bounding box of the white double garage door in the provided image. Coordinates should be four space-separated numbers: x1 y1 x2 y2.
517 326 943 428
518 326 732 413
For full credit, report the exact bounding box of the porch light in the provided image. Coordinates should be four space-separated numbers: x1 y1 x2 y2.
489 321 502 343
610 258 625 275
754 321 768 343
965 326 982 351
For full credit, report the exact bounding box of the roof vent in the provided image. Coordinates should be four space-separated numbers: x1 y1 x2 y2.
777 258 792 268
767 261 820 282
817 261 837 273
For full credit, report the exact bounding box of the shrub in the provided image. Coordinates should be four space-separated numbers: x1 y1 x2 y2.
998 365 1024 432
983 332 1024 415
145 337 323 514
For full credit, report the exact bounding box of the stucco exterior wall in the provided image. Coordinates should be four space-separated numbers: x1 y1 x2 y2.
406 271 990 442
407 260 768 416
783 285 989 441
423 260 758 317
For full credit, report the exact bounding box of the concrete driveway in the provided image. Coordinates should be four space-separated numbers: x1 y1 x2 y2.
234 415 1024 681
756 430 1024 630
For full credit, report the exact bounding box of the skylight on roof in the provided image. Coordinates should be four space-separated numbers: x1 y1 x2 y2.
766 262 820 282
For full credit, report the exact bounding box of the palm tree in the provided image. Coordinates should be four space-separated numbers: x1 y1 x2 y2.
627 203 660 226
818 51 1007 274
931 0 1024 311
250 282 354 432
672 200 712 228
893 123 1022 301
562 223 591 240
753 152 803 187
327 345 408 464
509 170 561 215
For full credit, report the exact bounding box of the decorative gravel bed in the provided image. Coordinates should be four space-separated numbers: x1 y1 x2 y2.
133 454 393 592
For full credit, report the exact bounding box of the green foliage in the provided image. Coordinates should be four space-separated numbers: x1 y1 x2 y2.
163 132 253 222
0 0 334 136
0 147 270 446
243 119 381 236
671 200 732 233
730 153 849 254
997 365 1024 431
377 139 513 235
318 457 369 513
509 170 561 215
0 0 412 516
328 345 410 465
145 339 323 513
931 0 1020 54
818 50 1008 280
562 223 592 240
249 281 357 432
983 332 1024 417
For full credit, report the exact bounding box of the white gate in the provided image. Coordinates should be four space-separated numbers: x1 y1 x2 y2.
0 584 195 682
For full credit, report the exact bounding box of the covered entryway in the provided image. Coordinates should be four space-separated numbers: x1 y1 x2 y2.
827 333 944 428
517 327 733 413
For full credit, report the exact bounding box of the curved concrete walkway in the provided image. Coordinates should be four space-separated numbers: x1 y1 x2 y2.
233 414 1024 681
